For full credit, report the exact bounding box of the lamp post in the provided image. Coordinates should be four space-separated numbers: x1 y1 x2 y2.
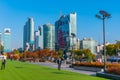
66 33 76 63
71 33 76 63
96 10 111 72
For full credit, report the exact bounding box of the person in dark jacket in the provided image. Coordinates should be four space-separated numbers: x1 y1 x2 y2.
57 57 62 70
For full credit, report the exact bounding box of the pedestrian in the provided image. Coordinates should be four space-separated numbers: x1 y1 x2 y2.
57 57 62 70
1 56 6 70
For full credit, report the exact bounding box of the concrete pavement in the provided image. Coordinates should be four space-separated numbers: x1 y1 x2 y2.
30 61 96 76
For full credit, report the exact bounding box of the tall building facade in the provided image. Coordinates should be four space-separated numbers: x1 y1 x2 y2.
55 12 77 50
80 38 97 54
34 31 39 50
23 17 34 51
34 26 43 50
43 23 55 50
4 28 11 52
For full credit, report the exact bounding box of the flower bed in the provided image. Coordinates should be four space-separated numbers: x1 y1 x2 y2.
73 62 120 75
107 67 120 75
73 62 120 68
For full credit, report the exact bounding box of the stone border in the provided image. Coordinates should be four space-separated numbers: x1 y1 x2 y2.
96 72 120 80
74 66 103 72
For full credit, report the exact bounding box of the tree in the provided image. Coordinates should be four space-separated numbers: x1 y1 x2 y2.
57 50 63 58
74 49 96 62
0 45 4 53
74 50 83 60
13 49 20 54
116 41 120 55
106 44 116 56
116 41 120 49
83 49 93 62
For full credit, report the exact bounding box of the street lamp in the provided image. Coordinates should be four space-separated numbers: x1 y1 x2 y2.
65 33 76 63
71 33 76 63
96 10 111 72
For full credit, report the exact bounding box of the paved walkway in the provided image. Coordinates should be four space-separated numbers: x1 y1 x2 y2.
30 61 96 76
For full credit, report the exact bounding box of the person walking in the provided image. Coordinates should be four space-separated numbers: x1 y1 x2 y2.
1 56 6 70
57 57 62 70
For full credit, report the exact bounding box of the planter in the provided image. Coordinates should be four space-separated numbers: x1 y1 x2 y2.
74 66 103 72
96 72 120 80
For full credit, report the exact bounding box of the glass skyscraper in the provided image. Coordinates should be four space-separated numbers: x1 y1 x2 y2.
34 26 43 50
55 12 77 49
23 17 34 51
34 31 39 50
4 28 11 52
43 23 55 50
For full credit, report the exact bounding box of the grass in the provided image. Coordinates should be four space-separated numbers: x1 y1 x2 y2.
0 60 108 80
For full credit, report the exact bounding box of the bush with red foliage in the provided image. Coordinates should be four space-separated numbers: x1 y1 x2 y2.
12 54 20 60
74 62 120 75
107 67 120 75
73 62 120 68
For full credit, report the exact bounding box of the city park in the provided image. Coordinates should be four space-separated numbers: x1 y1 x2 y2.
0 10 120 80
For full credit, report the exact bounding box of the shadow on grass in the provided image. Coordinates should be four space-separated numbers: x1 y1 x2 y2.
42 67 54 70
15 66 24 69
52 72 65 74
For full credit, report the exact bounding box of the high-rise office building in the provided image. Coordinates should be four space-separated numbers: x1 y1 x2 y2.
34 31 39 50
55 12 77 50
4 28 11 52
36 26 43 49
43 23 55 50
80 38 97 54
23 17 34 51
34 26 44 50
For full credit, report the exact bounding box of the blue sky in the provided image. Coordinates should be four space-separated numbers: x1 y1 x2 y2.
0 0 120 49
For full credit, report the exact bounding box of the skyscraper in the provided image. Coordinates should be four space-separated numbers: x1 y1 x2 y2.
34 26 43 50
36 26 43 49
4 28 11 52
34 31 39 50
23 17 34 51
55 12 77 50
43 23 55 50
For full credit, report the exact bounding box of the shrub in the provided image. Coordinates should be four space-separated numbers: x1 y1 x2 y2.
107 67 120 75
73 62 120 68
73 62 120 75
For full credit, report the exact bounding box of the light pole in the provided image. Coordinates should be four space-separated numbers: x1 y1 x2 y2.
71 33 76 63
96 10 111 72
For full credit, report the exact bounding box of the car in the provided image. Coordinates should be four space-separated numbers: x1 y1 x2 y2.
107 57 120 63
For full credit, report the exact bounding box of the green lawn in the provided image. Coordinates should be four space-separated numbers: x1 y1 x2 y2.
0 60 107 80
